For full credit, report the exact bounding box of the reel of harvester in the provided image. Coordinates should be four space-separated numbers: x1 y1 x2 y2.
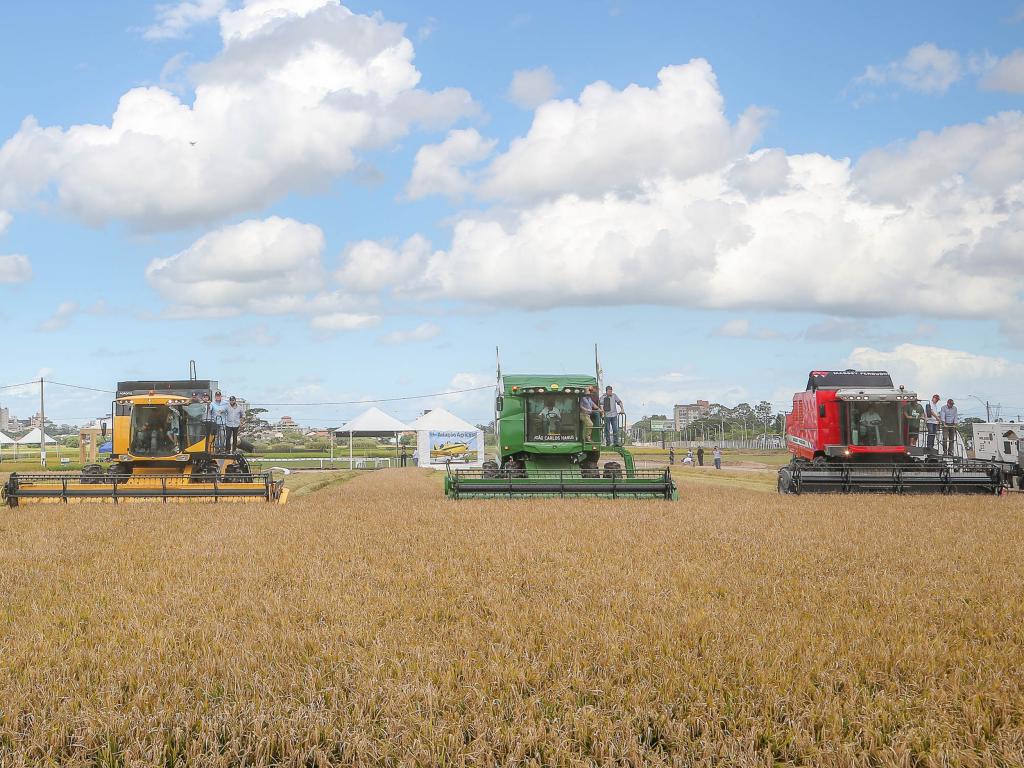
445 370 678 500
777 459 1003 495
446 465 677 499
3 469 286 506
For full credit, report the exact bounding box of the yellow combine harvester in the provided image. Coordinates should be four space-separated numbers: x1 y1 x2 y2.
2 375 286 506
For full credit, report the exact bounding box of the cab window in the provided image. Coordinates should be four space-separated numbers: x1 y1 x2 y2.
526 394 581 442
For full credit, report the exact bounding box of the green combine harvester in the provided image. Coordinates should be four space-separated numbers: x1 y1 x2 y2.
444 373 677 499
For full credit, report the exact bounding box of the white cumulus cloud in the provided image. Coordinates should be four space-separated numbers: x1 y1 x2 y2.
0 255 31 284
480 60 766 201
144 0 228 40
506 66 560 109
854 43 963 95
378 322 440 345
146 216 327 314
980 49 1024 93
711 318 782 339
846 344 1024 401
36 299 107 332
0 0 477 231
335 234 431 293
337 60 1024 336
405 128 497 201
0 210 30 284
309 312 380 332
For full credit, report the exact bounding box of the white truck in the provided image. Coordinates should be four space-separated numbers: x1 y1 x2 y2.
971 422 1024 488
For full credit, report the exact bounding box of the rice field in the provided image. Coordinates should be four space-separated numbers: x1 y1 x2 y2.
1 469 1023 766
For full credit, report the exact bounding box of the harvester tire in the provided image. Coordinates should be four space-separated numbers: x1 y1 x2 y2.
191 458 219 483
777 467 795 494
603 461 623 480
107 463 131 480
82 464 106 484
223 463 246 483
482 461 500 478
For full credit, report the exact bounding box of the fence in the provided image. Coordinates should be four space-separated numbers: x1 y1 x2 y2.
632 439 784 451
247 456 394 470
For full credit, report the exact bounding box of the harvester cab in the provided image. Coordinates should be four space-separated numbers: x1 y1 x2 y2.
445 373 677 499
777 369 1002 494
3 375 287 506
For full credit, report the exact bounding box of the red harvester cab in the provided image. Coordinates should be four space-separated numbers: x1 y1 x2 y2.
785 369 918 463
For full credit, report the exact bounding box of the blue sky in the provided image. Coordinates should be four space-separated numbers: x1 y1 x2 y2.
3 1 1024 427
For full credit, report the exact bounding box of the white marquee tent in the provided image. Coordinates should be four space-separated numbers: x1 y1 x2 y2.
334 407 410 468
7 427 57 463
0 431 13 463
408 408 485 470
16 428 57 445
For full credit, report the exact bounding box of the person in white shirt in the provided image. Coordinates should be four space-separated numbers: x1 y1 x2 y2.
209 391 229 452
223 395 244 453
602 386 624 446
924 393 941 452
939 398 959 456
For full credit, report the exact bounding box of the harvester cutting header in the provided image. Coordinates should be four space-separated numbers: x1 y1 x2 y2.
778 369 1002 494
3 369 286 506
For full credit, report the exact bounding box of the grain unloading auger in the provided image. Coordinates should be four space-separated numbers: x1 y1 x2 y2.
3 375 286 507
445 373 677 500
777 370 1003 495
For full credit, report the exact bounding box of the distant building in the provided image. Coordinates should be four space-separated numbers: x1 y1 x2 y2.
277 415 298 430
673 400 710 431
0 405 8 431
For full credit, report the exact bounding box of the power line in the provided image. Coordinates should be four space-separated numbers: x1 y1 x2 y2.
0 380 40 391
1 379 492 406
45 380 116 394
247 384 493 407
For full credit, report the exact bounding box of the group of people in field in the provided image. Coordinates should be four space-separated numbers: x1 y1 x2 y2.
669 446 722 470
184 390 245 453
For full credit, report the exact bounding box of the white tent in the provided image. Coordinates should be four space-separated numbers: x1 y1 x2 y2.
334 407 410 468
0 431 12 464
11 427 57 464
16 427 56 445
408 408 485 470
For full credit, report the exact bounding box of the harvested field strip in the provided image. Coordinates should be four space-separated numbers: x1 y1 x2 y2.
1 470 1022 766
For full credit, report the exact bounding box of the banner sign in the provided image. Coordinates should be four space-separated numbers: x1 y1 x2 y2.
428 430 481 464
650 420 672 432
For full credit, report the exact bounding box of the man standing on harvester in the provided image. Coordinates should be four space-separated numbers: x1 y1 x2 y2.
602 385 624 446
940 398 959 456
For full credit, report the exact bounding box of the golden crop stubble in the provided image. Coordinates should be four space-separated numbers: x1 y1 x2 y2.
0 470 1023 766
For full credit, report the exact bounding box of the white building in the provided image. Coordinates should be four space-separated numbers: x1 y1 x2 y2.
673 400 710 430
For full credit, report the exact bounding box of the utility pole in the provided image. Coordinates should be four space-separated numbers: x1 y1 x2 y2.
39 377 46 468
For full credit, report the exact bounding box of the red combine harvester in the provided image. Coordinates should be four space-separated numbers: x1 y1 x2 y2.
777 370 1003 494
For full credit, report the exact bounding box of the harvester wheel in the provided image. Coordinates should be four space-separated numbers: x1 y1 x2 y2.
223 463 246 483
777 466 795 494
82 464 106 484
107 463 131 480
191 458 219 483
482 461 500 478
603 461 623 480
